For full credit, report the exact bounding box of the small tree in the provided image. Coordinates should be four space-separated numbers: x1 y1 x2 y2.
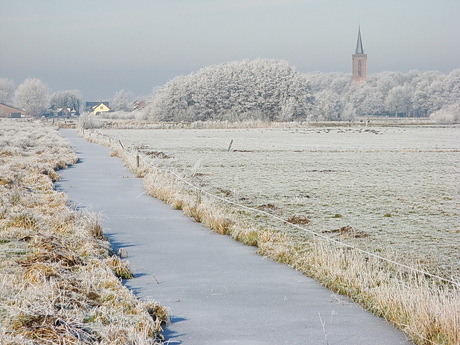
0 78 15 104
111 89 134 111
14 78 50 116
50 90 82 113
78 112 102 129
430 103 460 124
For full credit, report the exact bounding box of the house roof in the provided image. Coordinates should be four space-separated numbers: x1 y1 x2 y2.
57 107 72 114
86 101 110 108
0 103 29 117
92 103 110 110
133 100 148 110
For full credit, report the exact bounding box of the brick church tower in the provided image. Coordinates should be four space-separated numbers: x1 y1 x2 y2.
352 27 367 82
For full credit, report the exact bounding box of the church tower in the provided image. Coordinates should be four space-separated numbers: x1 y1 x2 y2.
352 27 367 82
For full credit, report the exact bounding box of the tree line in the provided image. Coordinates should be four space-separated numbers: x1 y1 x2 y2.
1 59 459 122
144 59 459 123
0 78 80 116
0 78 135 117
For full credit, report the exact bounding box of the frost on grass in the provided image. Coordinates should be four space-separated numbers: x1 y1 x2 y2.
83 124 460 345
98 126 460 278
0 119 168 344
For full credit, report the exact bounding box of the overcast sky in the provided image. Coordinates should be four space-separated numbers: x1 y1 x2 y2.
1 0 459 100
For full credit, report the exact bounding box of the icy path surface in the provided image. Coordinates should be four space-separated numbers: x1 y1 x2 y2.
57 130 412 345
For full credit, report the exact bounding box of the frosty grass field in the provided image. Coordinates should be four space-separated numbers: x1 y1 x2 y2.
102 126 459 279
0 120 167 344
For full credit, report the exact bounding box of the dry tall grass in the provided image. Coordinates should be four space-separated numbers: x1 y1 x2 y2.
0 119 168 344
81 127 459 345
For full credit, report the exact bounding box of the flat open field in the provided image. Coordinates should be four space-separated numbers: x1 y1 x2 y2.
101 126 460 278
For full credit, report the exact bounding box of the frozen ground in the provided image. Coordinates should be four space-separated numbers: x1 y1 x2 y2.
100 126 460 278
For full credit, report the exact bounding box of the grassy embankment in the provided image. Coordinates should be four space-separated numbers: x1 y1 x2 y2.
81 122 459 345
0 119 168 344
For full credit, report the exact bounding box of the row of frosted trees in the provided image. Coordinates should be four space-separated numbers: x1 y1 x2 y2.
144 59 460 122
2 59 459 121
0 78 135 117
0 78 82 116
310 69 460 120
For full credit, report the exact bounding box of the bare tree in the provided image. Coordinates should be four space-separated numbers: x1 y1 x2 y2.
0 78 15 104
14 78 50 116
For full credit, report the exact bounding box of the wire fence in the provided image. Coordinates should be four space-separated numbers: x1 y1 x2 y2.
90 129 459 287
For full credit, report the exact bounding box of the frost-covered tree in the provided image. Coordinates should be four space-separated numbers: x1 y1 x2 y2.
342 84 380 117
50 90 82 113
374 72 405 94
430 103 460 124
0 78 15 104
425 80 446 113
442 69 460 106
145 59 314 122
14 78 50 116
315 90 343 120
111 89 134 111
78 112 102 129
385 84 413 116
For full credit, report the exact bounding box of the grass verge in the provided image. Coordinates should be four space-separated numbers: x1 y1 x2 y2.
0 119 168 344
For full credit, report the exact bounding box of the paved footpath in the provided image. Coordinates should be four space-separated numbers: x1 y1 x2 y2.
57 129 412 345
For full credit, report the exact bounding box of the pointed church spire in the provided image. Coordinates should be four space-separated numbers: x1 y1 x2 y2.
355 27 364 55
352 27 367 82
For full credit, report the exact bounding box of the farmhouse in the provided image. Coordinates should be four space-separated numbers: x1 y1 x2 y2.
56 107 78 117
0 103 29 118
85 101 111 115
133 100 148 111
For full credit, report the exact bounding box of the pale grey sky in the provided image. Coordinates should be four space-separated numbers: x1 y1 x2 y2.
1 0 459 100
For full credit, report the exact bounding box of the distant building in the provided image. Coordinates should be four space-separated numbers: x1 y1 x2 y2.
133 100 148 111
352 27 367 83
0 103 29 118
56 107 77 117
85 101 111 115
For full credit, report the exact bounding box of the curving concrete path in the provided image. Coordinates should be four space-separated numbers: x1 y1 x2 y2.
57 129 412 345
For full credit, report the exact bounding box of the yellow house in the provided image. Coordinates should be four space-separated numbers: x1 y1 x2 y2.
92 102 111 115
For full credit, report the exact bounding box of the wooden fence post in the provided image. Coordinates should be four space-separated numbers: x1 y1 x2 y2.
228 139 233 152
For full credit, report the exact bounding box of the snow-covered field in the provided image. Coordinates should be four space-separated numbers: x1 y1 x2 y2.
101 126 460 278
